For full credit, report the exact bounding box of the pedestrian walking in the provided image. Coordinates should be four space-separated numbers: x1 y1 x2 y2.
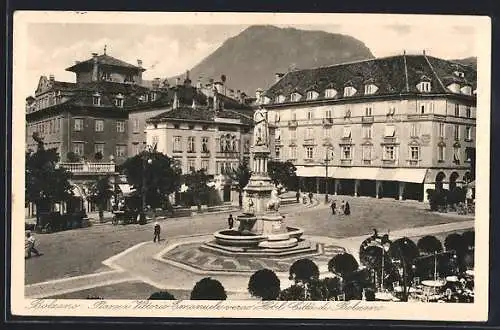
308 192 314 203
296 191 300 203
331 200 337 215
228 214 234 229
340 200 346 214
153 222 161 243
25 232 40 258
344 201 351 215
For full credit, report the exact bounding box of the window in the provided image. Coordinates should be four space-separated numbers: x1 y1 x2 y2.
94 143 105 155
410 123 419 137
365 106 372 116
290 93 302 102
188 159 196 172
307 91 318 100
202 137 209 152
342 126 351 138
364 84 378 95
341 146 351 159
344 107 351 118
56 118 60 133
291 112 297 121
384 125 396 137
116 121 125 133
363 125 372 139
465 126 472 141
95 119 104 132
92 93 101 106
461 86 472 95
290 146 297 159
325 89 337 98
466 106 472 118
438 145 445 162
133 118 140 133
325 109 332 119
439 123 445 138
132 143 140 155
152 135 159 146
307 111 313 120
454 125 460 140
419 82 431 93
323 127 331 137
115 94 124 107
201 160 209 171
74 118 83 131
410 146 419 161
173 136 182 151
275 128 281 140
453 147 460 163
290 129 297 139
384 146 396 160
276 95 286 103
49 120 53 134
362 145 372 160
305 127 314 139
150 92 157 102
305 147 314 159
420 104 426 114
343 86 356 97
72 142 84 156
275 146 281 159
275 112 280 123
387 106 396 116
187 136 195 152
454 104 460 117
115 145 126 157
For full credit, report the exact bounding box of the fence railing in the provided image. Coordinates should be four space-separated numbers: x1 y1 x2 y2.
59 162 116 174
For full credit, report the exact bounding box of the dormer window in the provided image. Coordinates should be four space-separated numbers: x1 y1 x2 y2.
417 77 432 93
263 96 271 105
453 71 465 78
92 93 101 106
343 86 356 97
364 83 378 95
55 91 62 104
114 94 124 108
150 92 157 102
461 85 472 95
324 87 337 99
290 92 302 102
306 90 319 100
275 95 286 104
447 83 461 93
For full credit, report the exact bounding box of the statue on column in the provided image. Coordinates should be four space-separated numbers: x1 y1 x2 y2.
253 107 269 146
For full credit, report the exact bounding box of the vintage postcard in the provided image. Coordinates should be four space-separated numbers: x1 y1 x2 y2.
11 11 491 321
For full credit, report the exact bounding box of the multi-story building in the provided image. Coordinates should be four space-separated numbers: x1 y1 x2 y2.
259 52 476 201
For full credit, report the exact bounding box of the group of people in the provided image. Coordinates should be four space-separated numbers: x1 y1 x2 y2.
330 199 351 216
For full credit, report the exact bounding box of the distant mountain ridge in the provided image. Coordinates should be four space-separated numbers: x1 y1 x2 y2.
170 25 375 95
450 57 477 70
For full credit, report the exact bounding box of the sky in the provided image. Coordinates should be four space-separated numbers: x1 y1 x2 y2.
23 21 478 95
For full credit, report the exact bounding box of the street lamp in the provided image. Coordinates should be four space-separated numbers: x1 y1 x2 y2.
140 152 153 224
380 241 391 292
324 146 335 204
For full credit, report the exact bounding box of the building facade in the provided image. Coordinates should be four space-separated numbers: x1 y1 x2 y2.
259 53 476 201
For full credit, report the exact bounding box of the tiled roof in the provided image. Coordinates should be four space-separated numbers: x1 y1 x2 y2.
66 54 144 72
264 54 477 103
52 81 77 90
148 106 254 126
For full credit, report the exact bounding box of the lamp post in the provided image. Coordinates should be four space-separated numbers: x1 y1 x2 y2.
140 150 153 224
380 241 391 292
324 147 334 204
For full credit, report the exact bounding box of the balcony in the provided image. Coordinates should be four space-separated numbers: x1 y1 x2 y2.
361 116 374 123
59 162 116 174
340 159 352 166
322 117 333 126
288 120 298 128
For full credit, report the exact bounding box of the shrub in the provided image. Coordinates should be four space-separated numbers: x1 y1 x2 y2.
444 233 466 255
278 279 328 301
462 231 475 251
426 188 448 211
190 277 227 300
148 291 176 300
364 288 376 301
343 280 363 301
328 253 359 278
248 269 281 301
66 151 80 163
389 237 419 265
289 259 320 283
321 277 342 300
417 235 443 255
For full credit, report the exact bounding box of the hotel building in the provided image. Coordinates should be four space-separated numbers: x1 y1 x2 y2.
259 53 476 201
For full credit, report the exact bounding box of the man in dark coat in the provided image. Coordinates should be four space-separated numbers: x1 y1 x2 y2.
153 222 161 242
344 201 351 215
331 201 337 215
228 214 234 229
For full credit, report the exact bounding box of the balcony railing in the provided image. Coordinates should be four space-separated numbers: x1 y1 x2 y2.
59 162 116 174
361 116 374 123
322 117 333 126
288 120 298 127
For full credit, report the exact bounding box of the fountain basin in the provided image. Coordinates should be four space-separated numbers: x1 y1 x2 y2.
287 227 304 240
258 238 298 249
214 229 266 247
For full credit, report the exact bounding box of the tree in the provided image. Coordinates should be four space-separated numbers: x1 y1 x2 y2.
328 253 359 278
120 149 181 209
26 133 74 230
417 235 443 255
248 269 281 300
229 158 251 208
87 176 114 222
289 259 320 284
190 277 227 300
148 291 176 300
183 168 211 208
267 160 298 191
462 231 475 251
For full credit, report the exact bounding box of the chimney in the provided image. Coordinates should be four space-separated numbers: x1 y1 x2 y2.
173 89 179 109
49 74 55 82
184 70 191 86
91 53 99 82
152 77 160 90
275 72 284 82
137 59 143 68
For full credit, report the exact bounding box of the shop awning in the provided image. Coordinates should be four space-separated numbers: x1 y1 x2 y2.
376 168 397 181
118 184 136 195
296 165 332 177
394 168 428 183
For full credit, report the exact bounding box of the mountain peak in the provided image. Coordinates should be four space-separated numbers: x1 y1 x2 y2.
171 25 375 95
